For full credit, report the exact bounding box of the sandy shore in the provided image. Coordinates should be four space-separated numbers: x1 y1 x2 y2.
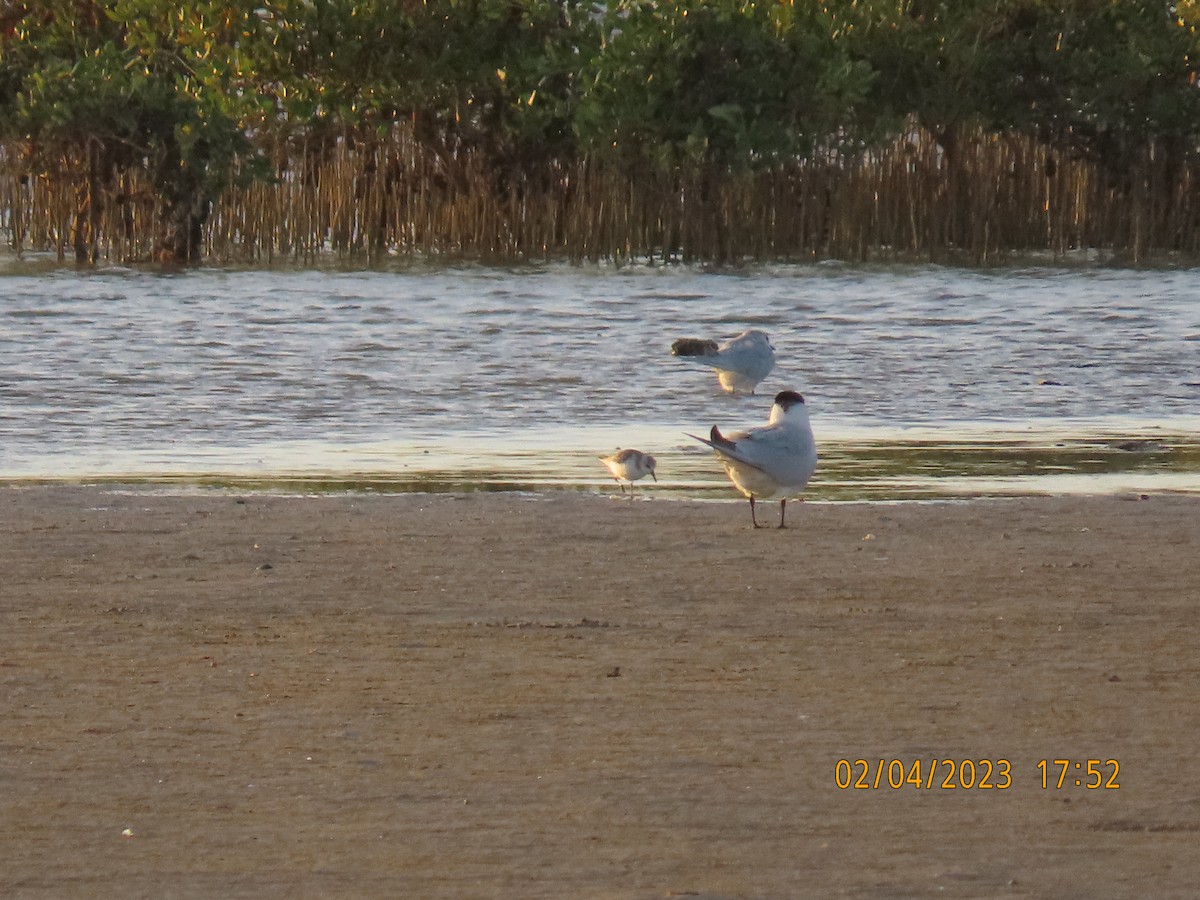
3 486 1200 897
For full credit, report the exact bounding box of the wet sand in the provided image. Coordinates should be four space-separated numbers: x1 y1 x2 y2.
3 486 1200 897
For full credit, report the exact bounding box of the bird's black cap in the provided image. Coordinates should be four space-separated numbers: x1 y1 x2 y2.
774 390 805 408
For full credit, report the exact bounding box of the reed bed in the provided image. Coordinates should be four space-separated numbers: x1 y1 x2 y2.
3 124 1199 266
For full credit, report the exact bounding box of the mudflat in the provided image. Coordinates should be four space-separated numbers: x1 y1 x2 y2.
3 486 1199 897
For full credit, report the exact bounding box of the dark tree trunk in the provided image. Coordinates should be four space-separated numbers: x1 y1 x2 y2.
155 135 210 264
157 195 208 263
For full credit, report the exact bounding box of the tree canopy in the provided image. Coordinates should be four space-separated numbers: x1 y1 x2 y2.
2 0 1200 262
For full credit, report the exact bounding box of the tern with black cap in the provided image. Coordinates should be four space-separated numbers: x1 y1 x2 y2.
688 390 817 528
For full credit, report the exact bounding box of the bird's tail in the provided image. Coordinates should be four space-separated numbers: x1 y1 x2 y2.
685 427 737 453
707 426 738 451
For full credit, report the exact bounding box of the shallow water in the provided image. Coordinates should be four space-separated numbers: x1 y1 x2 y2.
2 255 1198 499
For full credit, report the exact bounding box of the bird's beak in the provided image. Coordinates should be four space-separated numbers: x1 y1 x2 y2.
651 471 658 482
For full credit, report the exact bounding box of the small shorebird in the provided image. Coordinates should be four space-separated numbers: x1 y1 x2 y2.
671 329 775 395
687 390 817 528
599 448 658 497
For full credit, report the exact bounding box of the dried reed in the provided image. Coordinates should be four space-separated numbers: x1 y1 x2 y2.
3 124 1199 266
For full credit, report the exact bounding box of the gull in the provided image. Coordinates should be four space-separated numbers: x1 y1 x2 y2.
687 390 817 528
671 329 775 395
599 449 658 496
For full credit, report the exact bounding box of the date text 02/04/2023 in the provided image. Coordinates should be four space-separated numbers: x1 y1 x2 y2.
833 759 1121 790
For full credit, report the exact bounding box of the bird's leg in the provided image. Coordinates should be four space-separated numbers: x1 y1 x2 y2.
777 499 787 529
749 497 762 528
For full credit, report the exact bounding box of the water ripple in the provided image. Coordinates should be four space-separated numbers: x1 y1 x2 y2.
0 261 1198 495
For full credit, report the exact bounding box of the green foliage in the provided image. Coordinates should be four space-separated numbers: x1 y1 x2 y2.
2 0 1200 259
575 0 875 170
994 0 1200 166
852 0 1200 162
251 1 590 167
0 0 271 258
